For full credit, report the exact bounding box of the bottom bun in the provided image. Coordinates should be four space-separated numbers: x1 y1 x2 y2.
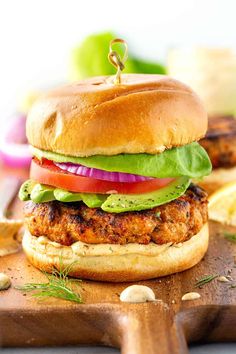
199 166 236 195
22 224 209 282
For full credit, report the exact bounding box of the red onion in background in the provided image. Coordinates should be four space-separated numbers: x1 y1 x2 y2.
0 113 31 168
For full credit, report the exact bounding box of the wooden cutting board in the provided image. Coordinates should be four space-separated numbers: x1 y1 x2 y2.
0 165 236 354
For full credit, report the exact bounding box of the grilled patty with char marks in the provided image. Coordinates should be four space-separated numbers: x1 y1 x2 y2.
24 184 208 246
200 116 236 169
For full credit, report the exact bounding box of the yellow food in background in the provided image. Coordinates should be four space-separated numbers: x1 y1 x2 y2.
18 91 41 114
167 47 236 116
209 181 236 225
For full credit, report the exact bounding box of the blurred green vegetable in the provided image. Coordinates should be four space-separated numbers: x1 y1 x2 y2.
129 57 166 75
69 31 166 80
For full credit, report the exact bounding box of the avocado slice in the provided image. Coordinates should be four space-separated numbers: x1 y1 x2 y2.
101 177 190 213
80 193 107 208
19 177 190 213
19 180 36 201
54 189 106 207
30 184 56 203
54 189 82 202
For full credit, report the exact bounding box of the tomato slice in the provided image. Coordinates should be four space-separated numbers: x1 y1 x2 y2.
30 158 174 194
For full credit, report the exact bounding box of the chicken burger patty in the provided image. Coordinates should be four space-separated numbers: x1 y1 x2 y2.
200 116 236 169
24 183 208 246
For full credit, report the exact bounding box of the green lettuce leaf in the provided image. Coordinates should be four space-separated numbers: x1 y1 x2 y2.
32 142 212 179
69 31 166 80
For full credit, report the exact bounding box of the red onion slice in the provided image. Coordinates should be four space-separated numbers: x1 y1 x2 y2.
0 113 31 168
54 162 154 182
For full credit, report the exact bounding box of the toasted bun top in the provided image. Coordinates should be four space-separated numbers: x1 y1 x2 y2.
26 74 207 156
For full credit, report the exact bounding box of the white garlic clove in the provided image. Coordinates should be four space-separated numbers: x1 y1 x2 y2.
120 285 156 303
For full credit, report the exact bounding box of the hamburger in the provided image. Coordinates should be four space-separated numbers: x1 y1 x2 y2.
19 74 212 282
199 115 236 194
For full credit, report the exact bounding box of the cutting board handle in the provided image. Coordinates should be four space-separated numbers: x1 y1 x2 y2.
120 303 188 354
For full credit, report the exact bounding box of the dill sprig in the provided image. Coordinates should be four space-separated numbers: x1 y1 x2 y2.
223 232 236 243
195 274 218 288
16 259 83 303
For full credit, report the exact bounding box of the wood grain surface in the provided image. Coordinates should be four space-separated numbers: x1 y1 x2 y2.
0 163 235 354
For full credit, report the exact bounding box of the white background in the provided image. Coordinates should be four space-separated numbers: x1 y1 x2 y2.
0 0 236 121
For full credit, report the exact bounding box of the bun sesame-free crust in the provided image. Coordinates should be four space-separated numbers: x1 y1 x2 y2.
26 74 207 157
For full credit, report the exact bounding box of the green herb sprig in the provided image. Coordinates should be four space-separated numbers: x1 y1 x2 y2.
223 232 236 243
16 260 82 303
195 274 218 288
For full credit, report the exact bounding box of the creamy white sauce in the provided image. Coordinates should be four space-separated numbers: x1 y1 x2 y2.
120 285 156 303
181 292 201 301
29 231 172 257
